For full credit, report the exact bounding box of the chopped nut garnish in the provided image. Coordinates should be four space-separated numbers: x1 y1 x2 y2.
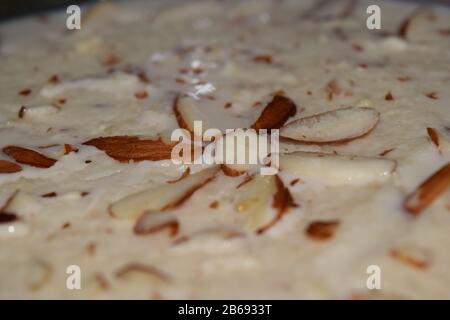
305 220 340 240
42 192 57 198
209 201 219 209
253 55 273 64
18 89 32 96
48 75 59 84
425 92 438 100
385 92 394 101
134 90 149 99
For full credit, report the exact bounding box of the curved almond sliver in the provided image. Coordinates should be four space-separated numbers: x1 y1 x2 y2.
0 160 22 174
280 107 379 144
3 146 56 169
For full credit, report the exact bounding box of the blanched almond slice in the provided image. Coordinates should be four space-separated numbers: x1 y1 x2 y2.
0 160 22 174
234 174 295 233
280 152 396 186
115 263 170 283
83 136 174 162
174 95 251 135
280 107 379 143
3 146 56 168
134 212 179 237
251 95 297 130
305 220 340 240
404 163 450 215
109 167 218 219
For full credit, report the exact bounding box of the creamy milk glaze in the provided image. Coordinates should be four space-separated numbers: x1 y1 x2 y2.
0 0 449 298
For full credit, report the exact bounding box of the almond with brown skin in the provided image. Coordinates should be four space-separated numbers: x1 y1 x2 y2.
426 127 440 150
3 146 56 168
110 167 218 219
305 220 340 240
83 136 174 162
134 212 179 237
115 263 171 283
251 95 297 131
404 163 450 215
256 175 296 234
0 160 22 174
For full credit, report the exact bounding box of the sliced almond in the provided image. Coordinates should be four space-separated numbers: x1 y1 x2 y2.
173 95 250 135
390 246 430 269
257 175 296 234
115 263 170 284
404 162 450 215
280 107 379 144
234 174 295 233
3 146 56 168
305 220 340 240
83 136 174 162
426 127 440 151
134 212 179 237
398 7 435 40
280 152 396 186
0 160 22 174
109 167 218 219
251 94 297 130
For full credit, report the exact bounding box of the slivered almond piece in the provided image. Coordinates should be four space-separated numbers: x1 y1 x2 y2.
234 174 295 233
390 246 430 269
115 263 170 283
83 136 174 162
426 127 440 150
0 160 22 174
251 95 297 130
167 167 190 183
305 220 340 240
257 175 295 234
280 152 396 186
404 163 450 215
280 107 379 143
134 212 179 237
3 146 56 168
174 95 250 135
109 167 218 219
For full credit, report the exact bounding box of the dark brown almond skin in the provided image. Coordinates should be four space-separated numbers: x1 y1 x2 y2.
3 146 56 168
251 95 297 131
83 136 174 162
134 219 179 237
221 164 245 177
404 162 450 215
0 160 22 174
305 220 340 240
115 263 171 283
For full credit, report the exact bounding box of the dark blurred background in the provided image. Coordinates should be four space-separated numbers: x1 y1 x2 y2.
0 0 449 22
0 0 95 21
